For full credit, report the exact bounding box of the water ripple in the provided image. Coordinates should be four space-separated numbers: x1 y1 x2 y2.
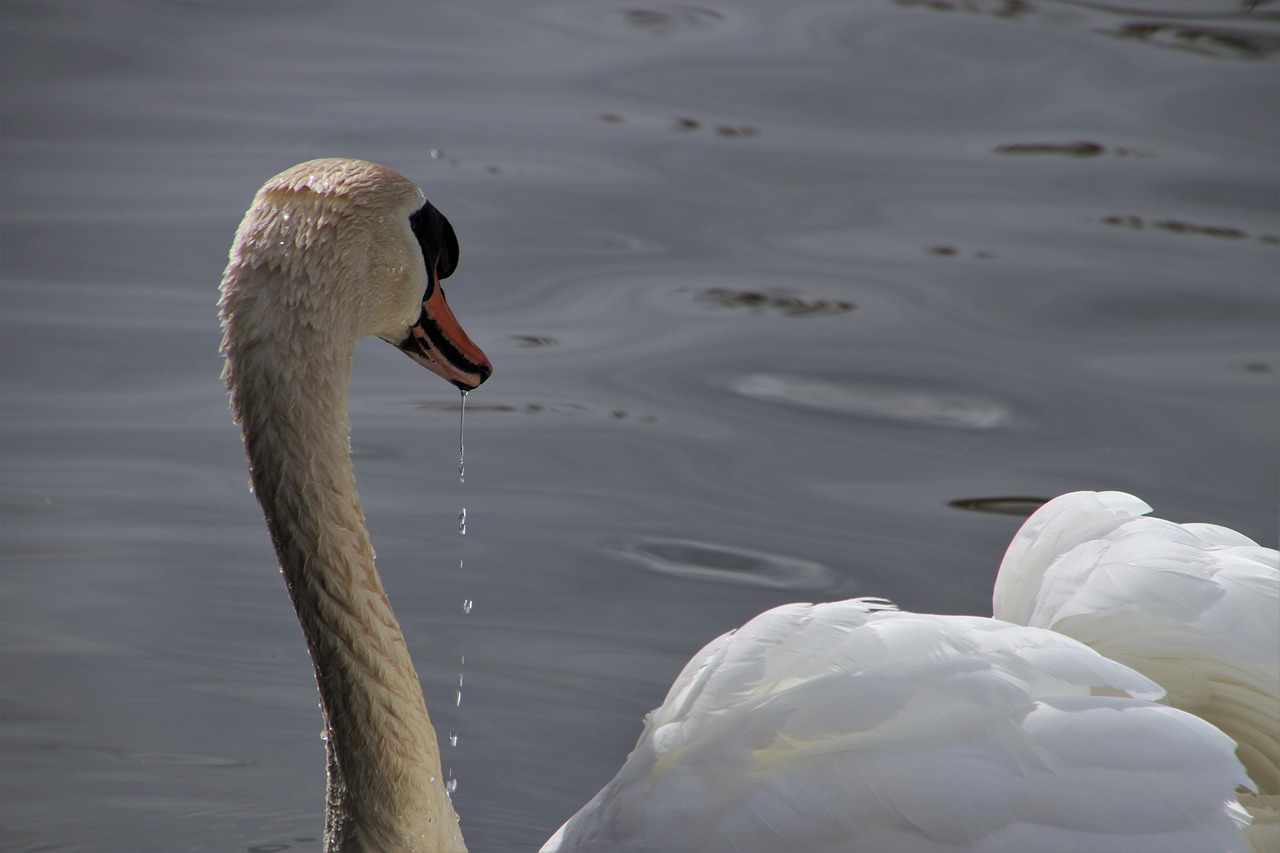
691 286 855 317
536 2 731 40
613 536 836 590
730 374 1017 429
618 5 728 37
948 496 1049 516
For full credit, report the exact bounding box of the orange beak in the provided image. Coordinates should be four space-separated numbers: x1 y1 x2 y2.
397 265 492 392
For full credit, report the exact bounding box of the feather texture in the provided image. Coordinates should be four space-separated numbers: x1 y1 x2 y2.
544 599 1250 852
993 491 1280 851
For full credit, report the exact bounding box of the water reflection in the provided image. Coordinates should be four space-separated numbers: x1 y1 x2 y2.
511 335 560 348
691 286 855 317
619 6 727 37
893 0 1280 63
613 536 837 590
730 374 1018 429
411 399 661 424
538 2 731 39
1111 20 1280 60
948 496 1049 516
892 0 1033 20
1101 214 1279 245
994 141 1108 157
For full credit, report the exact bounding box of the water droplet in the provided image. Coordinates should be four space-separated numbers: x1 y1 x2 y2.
458 391 467 484
446 777 458 794
455 690 463 707
462 599 473 615
430 148 441 160
449 732 459 747
458 507 467 535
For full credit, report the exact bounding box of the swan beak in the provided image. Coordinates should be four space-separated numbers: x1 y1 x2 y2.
397 278 493 392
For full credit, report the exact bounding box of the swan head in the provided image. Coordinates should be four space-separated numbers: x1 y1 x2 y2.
220 158 492 391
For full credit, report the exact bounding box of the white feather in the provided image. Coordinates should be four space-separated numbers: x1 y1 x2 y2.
993 491 1279 851
993 492 1279 789
544 599 1250 852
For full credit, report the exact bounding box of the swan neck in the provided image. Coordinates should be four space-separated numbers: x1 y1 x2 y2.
227 323 465 851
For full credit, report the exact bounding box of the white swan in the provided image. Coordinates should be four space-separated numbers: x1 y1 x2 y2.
545 494 1276 852
220 159 1268 852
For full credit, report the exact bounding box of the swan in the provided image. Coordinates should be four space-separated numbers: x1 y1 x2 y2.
544 497 1276 852
220 158 1266 852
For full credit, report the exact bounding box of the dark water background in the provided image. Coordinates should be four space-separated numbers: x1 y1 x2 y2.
2 1 1277 850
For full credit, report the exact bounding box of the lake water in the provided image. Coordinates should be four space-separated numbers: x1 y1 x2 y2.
2 1 1277 850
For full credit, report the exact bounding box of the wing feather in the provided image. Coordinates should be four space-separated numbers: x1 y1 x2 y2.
993 491 1280 799
544 599 1249 852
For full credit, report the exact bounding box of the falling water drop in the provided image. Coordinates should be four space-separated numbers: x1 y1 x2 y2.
451 392 471 793
458 390 467 485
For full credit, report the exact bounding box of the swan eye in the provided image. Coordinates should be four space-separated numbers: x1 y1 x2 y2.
409 201 459 282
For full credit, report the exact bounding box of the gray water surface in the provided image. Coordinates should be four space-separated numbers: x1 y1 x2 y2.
3 1 1278 850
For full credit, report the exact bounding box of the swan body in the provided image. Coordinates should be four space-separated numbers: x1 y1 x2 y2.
543 604 1252 852
994 491 1280 851
547 494 1274 852
221 160 1263 852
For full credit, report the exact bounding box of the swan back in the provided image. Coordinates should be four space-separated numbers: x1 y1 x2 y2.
994 491 1280 796
544 599 1250 852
